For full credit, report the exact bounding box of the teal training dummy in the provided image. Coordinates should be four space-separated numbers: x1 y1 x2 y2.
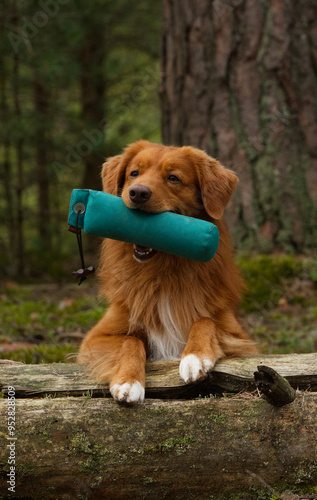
68 188 219 263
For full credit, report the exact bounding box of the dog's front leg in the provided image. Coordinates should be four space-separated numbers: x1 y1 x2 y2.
78 303 146 404
179 318 224 383
109 335 146 404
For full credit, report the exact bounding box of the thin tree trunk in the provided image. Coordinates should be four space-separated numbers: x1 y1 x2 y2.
160 0 317 252
33 78 51 251
11 0 24 274
79 22 105 192
0 34 16 269
13 56 24 275
1 142 15 258
0 1 15 272
78 20 106 252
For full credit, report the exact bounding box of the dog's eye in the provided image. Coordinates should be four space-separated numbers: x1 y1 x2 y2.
130 170 140 178
167 174 180 184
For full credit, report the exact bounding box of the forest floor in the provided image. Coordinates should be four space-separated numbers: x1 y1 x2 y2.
0 255 316 364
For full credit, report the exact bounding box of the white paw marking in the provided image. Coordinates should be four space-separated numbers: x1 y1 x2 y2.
110 381 145 404
179 354 214 383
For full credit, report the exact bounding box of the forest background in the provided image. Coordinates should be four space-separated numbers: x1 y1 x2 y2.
0 0 316 363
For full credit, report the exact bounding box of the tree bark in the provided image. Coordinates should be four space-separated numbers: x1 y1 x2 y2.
14 49 24 275
33 77 51 252
77 15 106 253
0 355 316 498
1 0 24 275
79 19 106 192
160 0 317 252
0 69 16 271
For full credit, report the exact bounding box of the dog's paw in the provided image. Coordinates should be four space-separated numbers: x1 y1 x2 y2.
110 381 145 404
179 354 214 383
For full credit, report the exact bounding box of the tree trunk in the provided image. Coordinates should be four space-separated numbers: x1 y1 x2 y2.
160 0 317 253
0 355 316 499
77 17 106 253
0 75 16 271
1 0 23 275
14 50 24 275
79 20 106 192
33 78 51 252
1 140 14 266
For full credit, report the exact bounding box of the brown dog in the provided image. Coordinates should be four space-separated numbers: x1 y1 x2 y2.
78 140 257 403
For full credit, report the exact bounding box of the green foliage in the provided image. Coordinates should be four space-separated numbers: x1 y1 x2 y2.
238 255 317 354
1 297 104 338
253 322 317 355
0 344 76 364
0 283 106 363
238 255 302 312
302 257 317 283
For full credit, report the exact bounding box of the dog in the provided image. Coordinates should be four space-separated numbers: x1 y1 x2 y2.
78 140 257 403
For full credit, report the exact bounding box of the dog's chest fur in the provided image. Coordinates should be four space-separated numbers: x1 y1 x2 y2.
127 281 212 361
147 296 187 360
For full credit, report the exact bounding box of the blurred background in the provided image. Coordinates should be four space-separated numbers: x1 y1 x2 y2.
0 0 316 362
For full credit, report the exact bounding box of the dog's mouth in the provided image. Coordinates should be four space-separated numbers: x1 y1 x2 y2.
133 244 158 262
129 207 181 263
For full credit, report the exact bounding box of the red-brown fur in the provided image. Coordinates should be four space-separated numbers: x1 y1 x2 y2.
78 140 257 403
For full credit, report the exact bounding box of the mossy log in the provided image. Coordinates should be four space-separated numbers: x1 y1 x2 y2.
0 354 317 499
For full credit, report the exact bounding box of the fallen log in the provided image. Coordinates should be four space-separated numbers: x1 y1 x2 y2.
0 353 316 398
0 354 316 499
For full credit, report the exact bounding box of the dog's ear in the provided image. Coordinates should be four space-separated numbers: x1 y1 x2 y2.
200 158 238 220
192 150 238 220
101 140 151 195
101 155 124 195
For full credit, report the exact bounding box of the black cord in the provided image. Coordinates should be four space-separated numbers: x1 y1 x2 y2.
75 209 86 285
70 205 95 285
76 209 85 270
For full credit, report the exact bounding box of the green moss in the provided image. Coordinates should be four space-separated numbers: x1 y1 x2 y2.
69 430 93 455
209 413 227 424
35 416 60 443
142 476 154 484
292 458 317 485
206 489 273 500
145 435 195 454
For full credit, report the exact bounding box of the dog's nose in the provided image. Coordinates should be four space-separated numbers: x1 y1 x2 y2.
129 185 152 204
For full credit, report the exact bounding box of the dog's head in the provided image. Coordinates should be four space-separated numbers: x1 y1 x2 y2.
102 140 238 262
